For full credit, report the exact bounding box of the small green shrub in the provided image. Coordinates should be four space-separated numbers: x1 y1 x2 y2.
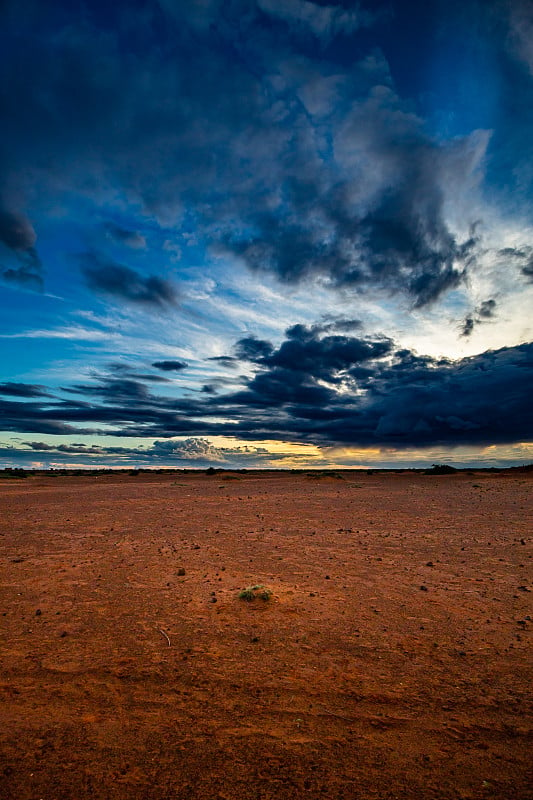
238 584 272 602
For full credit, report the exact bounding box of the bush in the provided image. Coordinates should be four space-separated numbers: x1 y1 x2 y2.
426 464 457 475
238 584 272 602
0 468 27 479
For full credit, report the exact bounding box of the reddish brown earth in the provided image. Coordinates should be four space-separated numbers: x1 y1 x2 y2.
0 470 531 800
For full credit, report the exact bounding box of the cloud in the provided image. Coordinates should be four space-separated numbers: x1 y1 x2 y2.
497 246 533 283
0 2 493 306
0 325 112 341
0 209 36 251
127 373 172 383
26 441 111 455
234 336 274 362
96 363 173 383
262 323 393 377
0 209 43 291
0 382 50 398
152 360 188 371
207 356 239 368
478 298 497 318
150 437 269 464
460 317 475 337
80 253 178 307
104 222 146 249
65 376 152 402
0 325 532 448
16 435 275 468
233 319 365 364
460 297 497 337
217 328 533 447
508 0 533 75
318 316 363 333
499 245 533 267
221 87 487 306
0 397 96 435
257 0 370 43
498 244 533 290
0 1 531 470
157 0 372 42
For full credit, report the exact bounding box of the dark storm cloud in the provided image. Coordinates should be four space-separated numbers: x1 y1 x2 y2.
478 299 497 318
66 377 152 402
0 0 492 304
234 336 274 362
233 320 370 367
0 209 43 291
80 253 178 307
0 209 36 251
460 297 497 336
258 324 393 380
461 317 475 337
357 343 533 447
220 88 486 306
0 328 532 447
26 441 110 454
0 397 95 435
226 331 533 448
25 442 60 451
213 326 533 447
0 382 50 398
152 360 188 372
234 320 365 366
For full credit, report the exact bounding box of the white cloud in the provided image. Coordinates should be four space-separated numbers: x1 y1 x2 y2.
0 325 112 341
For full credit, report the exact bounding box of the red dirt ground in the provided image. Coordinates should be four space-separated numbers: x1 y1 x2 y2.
0 470 531 800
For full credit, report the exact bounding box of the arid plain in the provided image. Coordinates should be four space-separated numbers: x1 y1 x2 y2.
0 470 531 800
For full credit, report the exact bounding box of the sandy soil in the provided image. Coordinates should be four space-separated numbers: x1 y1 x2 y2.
0 470 531 800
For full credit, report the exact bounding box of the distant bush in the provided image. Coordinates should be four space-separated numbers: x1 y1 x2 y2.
509 463 533 473
426 464 458 475
306 470 345 480
0 468 27 479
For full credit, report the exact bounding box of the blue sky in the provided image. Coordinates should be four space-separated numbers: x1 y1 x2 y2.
1 0 532 469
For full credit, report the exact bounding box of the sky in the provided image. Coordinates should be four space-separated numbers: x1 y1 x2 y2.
0 0 532 470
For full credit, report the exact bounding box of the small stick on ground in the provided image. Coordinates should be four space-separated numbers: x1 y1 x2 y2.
158 628 171 647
